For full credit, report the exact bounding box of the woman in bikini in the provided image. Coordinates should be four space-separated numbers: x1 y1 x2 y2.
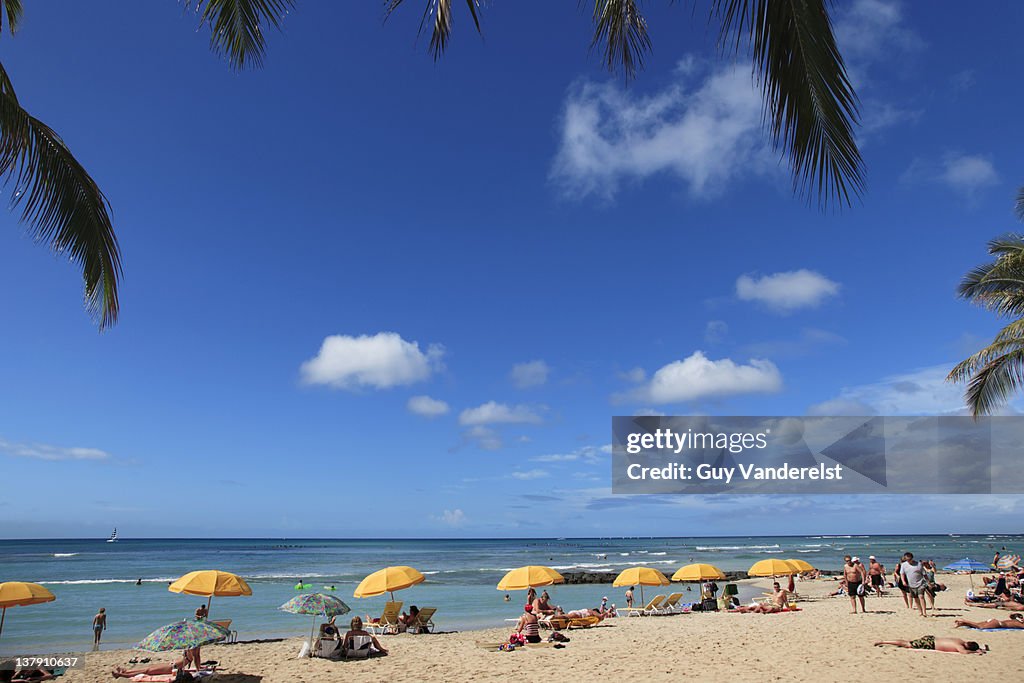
515 604 541 643
954 613 1024 629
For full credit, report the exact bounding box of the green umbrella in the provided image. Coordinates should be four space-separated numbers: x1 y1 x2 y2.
136 619 230 652
279 593 351 655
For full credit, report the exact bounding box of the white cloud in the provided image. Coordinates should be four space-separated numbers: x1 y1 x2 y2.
626 351 782 404
510 469 550 480
300 332 443 390
551 60 771 201
407 395 450 418
438 509 466 527
736 270 840 312
458 401 543 426
0 438 111 462
941 154 998 193
808 364 973 416
510 360 550 388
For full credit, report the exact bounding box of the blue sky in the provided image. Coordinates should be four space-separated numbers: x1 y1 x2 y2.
1 1 1023 538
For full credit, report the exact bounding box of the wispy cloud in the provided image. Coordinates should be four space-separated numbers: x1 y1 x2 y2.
902 153 999 200
531 444 610 464
0 438 112 462
736 270 840 313
300 332 444 390
620 351 782 405
407 395 450 418
807 364 975 416
459 401 543 426
550 58 771 201
510 360 550 389
510 469 549 480
436 509 466 527
742 328 846 359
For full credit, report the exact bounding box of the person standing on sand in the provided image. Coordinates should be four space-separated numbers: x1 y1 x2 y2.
900 552 928 617
843 556 867 614
867 556 885 595
625 586 634 608
92 608 106 647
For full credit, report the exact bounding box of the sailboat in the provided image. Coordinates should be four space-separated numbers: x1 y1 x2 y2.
107 528 118 543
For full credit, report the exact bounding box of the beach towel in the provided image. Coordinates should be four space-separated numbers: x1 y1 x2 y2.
963 627 1024 632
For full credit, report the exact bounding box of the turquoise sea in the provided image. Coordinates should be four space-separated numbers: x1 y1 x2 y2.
1 535 1020 656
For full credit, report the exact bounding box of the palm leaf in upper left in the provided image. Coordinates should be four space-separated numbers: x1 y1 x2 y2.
0 3 121 329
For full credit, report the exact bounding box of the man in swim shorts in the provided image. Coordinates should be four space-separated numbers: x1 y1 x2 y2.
874 636 986 654
844 556 867 613
867 556 885 595
900 552 928 617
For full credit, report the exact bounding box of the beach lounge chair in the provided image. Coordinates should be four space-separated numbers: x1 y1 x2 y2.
366 601 402 635
624 595 665 617
408 606 436 633
209 619 237 643
539 614 601 630
663 593 684 613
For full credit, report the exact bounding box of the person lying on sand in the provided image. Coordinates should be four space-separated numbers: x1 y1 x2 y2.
955 613 1024 629
966 597 1024 610
874 636 986 654
112 650 201 678
11 668 54 683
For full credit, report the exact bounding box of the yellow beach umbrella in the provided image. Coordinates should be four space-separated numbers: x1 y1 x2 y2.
496 566 564 591
353 566 425 602
0 582 56 637
784 559 815 573
671 564 727 582
613 567 670 605
169 570 252 615
748 559 798 577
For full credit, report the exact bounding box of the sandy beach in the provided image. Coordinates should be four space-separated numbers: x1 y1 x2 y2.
56 574 1024 683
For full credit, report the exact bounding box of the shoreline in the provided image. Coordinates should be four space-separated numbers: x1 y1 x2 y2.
50 574 1024 682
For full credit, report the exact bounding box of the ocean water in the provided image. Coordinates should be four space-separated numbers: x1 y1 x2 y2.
1 534 1020 656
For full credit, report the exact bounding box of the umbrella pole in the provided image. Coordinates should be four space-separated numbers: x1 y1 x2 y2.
0 606 6 637
207 595 213 618
640 586 645 606
309 615 316 657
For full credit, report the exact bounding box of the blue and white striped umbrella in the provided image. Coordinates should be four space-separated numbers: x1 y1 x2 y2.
944 558 990 572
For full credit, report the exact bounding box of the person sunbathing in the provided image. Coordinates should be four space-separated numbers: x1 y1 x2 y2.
874 636 986 654
955 613 1024 629
398 605 421 631
966 596 1024 610
11 669 54 683
342 617 389 656
111 651 199 679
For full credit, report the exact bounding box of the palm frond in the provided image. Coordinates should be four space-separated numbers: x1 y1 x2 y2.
1015 185 1024 222
589 0 652 80
949 338 1024 384
1 0 21 35
956 234 1024 317
0 63 121 329
956 347 1024 418
185 0 294 70
384 1 483 60
714 0 864 208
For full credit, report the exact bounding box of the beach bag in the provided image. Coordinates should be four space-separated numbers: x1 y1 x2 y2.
509 633 525 646
857 583 866 596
